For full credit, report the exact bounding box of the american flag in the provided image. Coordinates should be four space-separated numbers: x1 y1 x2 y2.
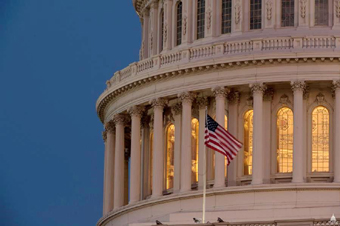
204 114 242 165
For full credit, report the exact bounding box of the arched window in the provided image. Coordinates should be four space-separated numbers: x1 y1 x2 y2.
312 106 330 172
160 9 164 52
315 0 328 26
166 124 175 189
276 107 294 173
281 0 294 27
250 0 262 30
244 110 253 175
176 1 183 46
191 118 199 183
197 0 205 39
222 0 232 34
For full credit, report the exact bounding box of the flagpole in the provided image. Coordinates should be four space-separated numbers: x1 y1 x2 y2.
202 107 207 223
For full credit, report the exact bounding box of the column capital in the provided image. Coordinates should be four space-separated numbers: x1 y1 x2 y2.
102 130 107 142
150 0 158 8
333 80 340 90
250 83 267 94
291 81 306 93
105 120 115 133
128 105 145 118
150 98 168 109
172 102 182 115
227 91 240 104
113 114 129 126
212 86 230 99
196 96 209 109
178 91 196 104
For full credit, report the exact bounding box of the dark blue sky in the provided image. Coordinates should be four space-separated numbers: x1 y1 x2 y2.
0 1 140 225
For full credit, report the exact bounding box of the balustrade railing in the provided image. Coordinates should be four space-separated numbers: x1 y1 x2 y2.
106 36 338 89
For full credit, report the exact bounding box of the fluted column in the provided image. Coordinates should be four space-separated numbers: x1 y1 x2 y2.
150 98 168 198
179 92 196 192
102 121 115 214
227 92 240 186
212 87 229 188
172 103 182 193
250 83 266 185
334 80 340 182
197 97 208 189
291 81 306 183
128 106 144 204
113 114 127 208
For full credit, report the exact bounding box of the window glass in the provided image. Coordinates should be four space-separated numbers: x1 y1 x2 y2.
197 0 205 39
222 0 232 34
244 110 253 175
160 10 164 52
315 0 328 26
176 2 183 46
281 0 294 27
277 107 294 173
250 0 262 30
191 119 199 183
166 124 175 189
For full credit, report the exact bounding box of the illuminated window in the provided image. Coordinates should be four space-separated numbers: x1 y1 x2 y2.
191 118 199 183
312 106 330 172
160 9 164 52
222 0 232 34
244 110 253 175
176 2 183 46
250 0 262 30
197 0 205 39
315 0 328 26
281 0 294 27
276 107 293 173
166 124 175 189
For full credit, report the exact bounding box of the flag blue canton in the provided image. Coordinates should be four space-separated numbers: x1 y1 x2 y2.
206 115 219 132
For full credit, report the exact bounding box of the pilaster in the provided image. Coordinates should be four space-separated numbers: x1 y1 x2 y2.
163 0 173 51
333 80 340 182
298 0 310 29
149 1 159 56
181 0 193 44
333 0 340 29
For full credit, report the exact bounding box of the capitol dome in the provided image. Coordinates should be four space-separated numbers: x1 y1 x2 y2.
96 0 340 225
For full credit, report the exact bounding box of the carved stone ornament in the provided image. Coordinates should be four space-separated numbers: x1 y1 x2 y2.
113 114 129 126
172 102 182 115
300 0 307 19
266 0 273 20
279 94 290 105
150 31 153 51
263 87 275 101
234 0 241 25
150 98 168 109
212 86 230 98
105 120 115 133
291 81 306 92
196 96 209 109
250 83 267 94
333 80 340 90
336 0 340 18
128 105 145 117
178 91 196 104
183 14 187 35
163 23 168 45
228 91 240 104
141 115 150 128
206 8 212 30
102 130 107 142
316 93 325 104
106 80 111 89
246 96 253 107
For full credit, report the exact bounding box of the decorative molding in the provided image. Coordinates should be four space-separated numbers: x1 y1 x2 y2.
178 91 196 104
246 96 253 107
291 81 306 93
234 0 241 25
279 94 290 105
266 0 273 21
333 80 340 90
336 0 340 18
183 14 187 35
150 98 168 109
102 130 107 142
163 23 168 45
228 91 240 104
171 102 182 115
212 86 230 99
206 8 212 30
250 83 267 94
150 32 153 51
316 93 325 104
300 0 307 19
128 105 145 117
196 96 209 109
113 114 129 126
105 120 115 133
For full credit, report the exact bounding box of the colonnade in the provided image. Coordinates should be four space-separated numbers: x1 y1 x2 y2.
102 80 340 215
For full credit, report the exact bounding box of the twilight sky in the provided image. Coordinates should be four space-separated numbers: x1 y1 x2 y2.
0 1 140 225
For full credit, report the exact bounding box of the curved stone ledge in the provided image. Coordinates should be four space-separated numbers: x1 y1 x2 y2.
97 183 340 226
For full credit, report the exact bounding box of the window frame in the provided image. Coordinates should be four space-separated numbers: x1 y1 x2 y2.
249 0 263 30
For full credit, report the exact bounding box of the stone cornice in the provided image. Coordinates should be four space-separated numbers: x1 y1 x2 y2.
96 183 340 226
96 55 340 123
